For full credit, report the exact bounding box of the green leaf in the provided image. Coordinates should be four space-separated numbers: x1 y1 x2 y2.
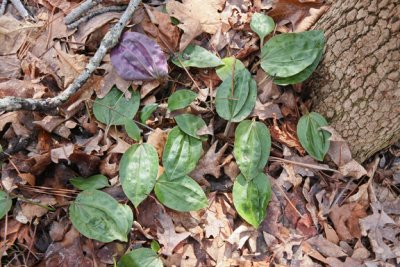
93 87 140 125
168 89 197 111
0 190 12 220
124 120 142 141
261 30 324 78
250 13 275 41
154 173 207 212
297 112 331 161
273 47 323 85
118 248 163 267
172 44 223 68
233 173 272 228
70 174 109 190
175 114 207 140
151 240 161 252
69 190 133 242
216 57 246 81
119 144 159 207
234 120 271 180
216 69 257 122
140 103 158 123
162 127 202 180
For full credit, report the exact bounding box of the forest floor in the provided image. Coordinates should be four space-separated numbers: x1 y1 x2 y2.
0 0 399 266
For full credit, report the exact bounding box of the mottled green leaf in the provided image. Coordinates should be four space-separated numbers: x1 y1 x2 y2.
234 120 271 180
154 173 207 212
297 112 331 161
69 190 133 242
93 87 140 125
216 69 257 122
168 89 197 111
175 114 207 140
261 30 324 78
124 120 141 141
0 190 12 220
140 103 158 123
162 127 202 180
233 173 272 228
119 144 159 207
273 47 323 85
250 13 275 41
216 57 246 80
118 248 163 267
172 44 223 68
70 175 109 190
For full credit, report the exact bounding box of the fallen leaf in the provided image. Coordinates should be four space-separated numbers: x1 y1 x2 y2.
306 235 347 258
0 55 21 78
251 99 282 120
270 114 305 155
0 79 49 99
34 116 65 133
166 0 225 50
18 195 57 223
50 144 74 163
226 224 254 250
56 49 87 88
147 128 168 159
329 203 367 240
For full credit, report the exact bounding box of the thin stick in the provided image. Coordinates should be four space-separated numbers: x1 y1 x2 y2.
269 156 340 173
66 5 127 29
275 184 303 218
0 0 8 15
64 0 102 25
0 0 142 112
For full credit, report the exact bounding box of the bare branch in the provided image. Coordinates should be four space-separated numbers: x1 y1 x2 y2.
66 5 127 29
0 0 8 15
9 0 33 19
64 0 102 25
0 0 142 112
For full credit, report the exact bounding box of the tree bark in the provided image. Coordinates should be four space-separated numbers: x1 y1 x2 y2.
306 0 400 162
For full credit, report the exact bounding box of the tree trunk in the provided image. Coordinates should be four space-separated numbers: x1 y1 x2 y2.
306 0 400 162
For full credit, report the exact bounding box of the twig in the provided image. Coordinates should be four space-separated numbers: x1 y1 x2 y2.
0 0 142 112
64 0 102 25
9 0 32 19
66 5 127 29
269 156 340 173
0 0 8 15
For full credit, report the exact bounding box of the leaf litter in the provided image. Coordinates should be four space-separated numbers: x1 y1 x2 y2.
0 0 399 266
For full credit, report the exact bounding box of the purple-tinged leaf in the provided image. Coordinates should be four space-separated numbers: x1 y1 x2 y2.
110 32 168 81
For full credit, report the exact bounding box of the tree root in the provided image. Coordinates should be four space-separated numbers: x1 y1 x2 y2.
0 0 142 112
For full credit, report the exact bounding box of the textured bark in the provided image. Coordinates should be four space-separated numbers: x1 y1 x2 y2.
307 0 400 162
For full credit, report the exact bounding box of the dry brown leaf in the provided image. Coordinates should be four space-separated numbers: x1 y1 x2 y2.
17 195 57 223
147 128 168 159
329 203 368 240
0 55 21 78
166 0 225 50
18 173 35 186
306 235 347 258
0 79 48 99
156 210 191 256
270 115 305 154
226 224 254 250
190 142 228 184
251 99 282 120
56 49 87 88
34 116 65 133
359 203 398 260
268 0 328 32
97 64 131 98
50 144 74 163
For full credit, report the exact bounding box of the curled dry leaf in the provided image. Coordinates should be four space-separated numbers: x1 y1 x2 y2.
147 128 168 159
270 114 305 155
50 144 74 163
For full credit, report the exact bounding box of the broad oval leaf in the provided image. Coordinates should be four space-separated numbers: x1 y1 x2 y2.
162 127 202 180
233 173 272 228
69 190 133 242
110 32 168 81
261 30 324 78
119 144 159 207
234 120 271 180
125 120 142 141
216 69 257 122
118 248 163 267
172 44 223 68
273 47 323 85
0 190 12 219
93 87 140 125
250 13 275 41
70 174 109 190
175 114 207 140
154 173 207 212
140 103 158 123
216 57 246 81
297 112 331 161
168 89 197 111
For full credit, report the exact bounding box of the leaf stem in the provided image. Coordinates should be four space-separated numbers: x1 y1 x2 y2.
224 121 233 137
